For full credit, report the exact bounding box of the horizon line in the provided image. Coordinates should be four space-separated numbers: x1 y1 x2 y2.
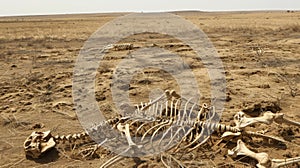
0 9 298 18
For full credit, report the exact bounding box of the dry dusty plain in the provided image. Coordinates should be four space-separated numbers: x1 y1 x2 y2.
0 11 300 167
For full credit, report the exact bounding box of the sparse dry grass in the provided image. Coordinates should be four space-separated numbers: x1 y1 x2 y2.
0 11 299 167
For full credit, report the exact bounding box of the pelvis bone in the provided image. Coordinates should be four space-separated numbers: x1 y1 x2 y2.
234 111 300 128
23 130 56 158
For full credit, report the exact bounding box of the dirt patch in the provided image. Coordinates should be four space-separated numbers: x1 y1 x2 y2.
0 11 299 167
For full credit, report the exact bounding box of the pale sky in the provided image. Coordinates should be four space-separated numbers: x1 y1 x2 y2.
0 0 299 16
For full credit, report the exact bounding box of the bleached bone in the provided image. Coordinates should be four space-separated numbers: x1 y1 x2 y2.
221 130 287 144
228 139 300 168
234 111 300 128
24 116 122 159
23 90 174 160
24 90 298 167
221 131 242 141
24 131 56 158
228 139 271 167
152 118 241 152
139 90 180 112
117 123 142 149
24 130 89 158
137 90 210 122
100 123 144 168
271 157 300 168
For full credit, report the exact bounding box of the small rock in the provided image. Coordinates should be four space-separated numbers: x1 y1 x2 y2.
10 108 17 113
31 123 45 129
258 84 270 89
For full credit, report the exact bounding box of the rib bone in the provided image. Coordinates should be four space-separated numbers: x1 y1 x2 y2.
228 139 300 168
234 111 300 128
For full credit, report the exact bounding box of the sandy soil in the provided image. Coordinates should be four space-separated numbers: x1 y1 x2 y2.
0 11 299 167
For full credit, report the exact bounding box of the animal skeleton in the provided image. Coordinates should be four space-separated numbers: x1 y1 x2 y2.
23 90 300 167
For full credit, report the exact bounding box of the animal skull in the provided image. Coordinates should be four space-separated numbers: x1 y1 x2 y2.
23 130 56 158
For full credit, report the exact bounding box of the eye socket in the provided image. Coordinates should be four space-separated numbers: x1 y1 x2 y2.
24 141 31 147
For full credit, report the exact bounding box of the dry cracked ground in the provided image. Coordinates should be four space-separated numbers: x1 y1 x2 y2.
0 11 299 167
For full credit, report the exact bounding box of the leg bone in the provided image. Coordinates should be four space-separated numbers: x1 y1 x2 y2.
234 111 300 128
228 139 300 168
228 139 272 168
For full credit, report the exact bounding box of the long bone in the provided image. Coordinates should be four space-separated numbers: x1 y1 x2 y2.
228 139 300 168
221 130 288 144
234 111 300 129
221 111 299 144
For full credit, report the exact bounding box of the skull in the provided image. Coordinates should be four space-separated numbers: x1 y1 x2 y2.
24 130 56 158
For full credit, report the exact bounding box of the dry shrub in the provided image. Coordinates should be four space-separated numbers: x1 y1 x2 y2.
278 24 300 33
203 26 269 35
